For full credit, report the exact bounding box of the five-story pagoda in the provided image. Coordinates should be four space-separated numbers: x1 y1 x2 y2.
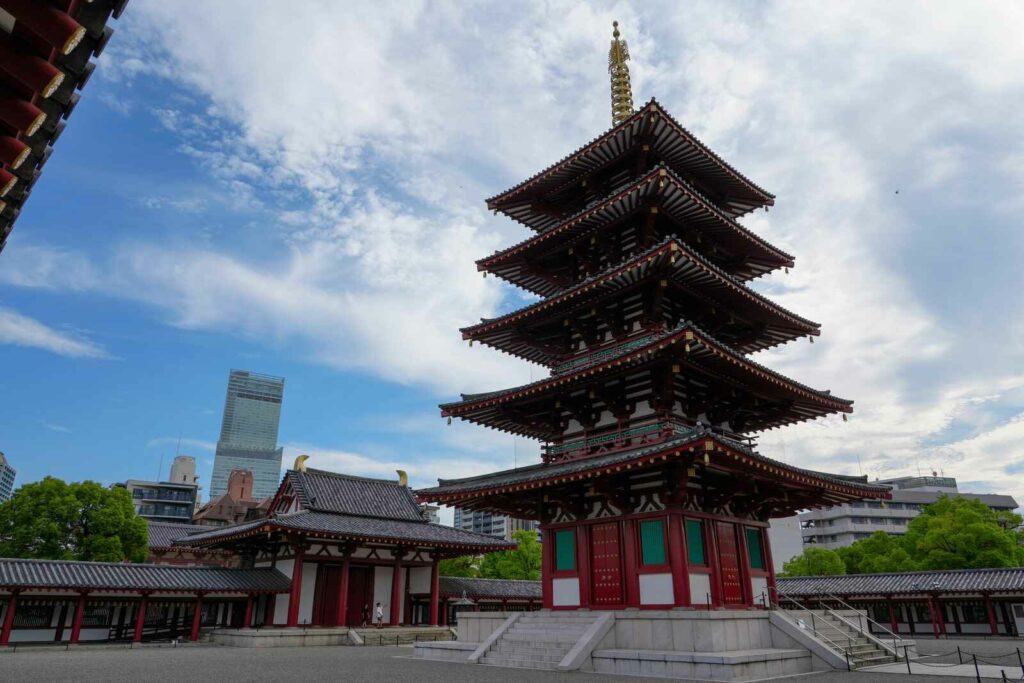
418 24 887 610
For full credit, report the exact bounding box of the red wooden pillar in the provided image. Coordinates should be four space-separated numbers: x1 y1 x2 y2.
576 524 591 608
705 520 722 607
927 597 942 639
428 557 440 626
243 595 254 629
439 599 448 626
390 552 404 626
667 513 689 607
190 594 204 641
622 518 641 607
887 596 899 634
1 591 18 645
541 527 553 609
69 592 87 644
336 551 351 627
762 526 777 605
287 545 304 627
132 595 148 643
985 594 999 635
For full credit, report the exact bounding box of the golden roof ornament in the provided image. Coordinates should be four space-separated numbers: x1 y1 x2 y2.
608 21 635 126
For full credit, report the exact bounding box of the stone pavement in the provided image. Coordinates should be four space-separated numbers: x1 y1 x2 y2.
0 640 1009 682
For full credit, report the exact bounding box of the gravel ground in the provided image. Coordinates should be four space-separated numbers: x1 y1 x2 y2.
1 640 1018 683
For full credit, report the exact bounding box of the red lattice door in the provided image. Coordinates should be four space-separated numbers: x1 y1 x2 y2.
715 521 745 606
590 522 624 605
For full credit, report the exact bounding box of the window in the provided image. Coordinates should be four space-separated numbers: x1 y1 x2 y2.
554 529 576 571
746 528 765 570
686 519 706 565
639 519 667 566
961 602 988 624
13 604 53 628
82 604 112 628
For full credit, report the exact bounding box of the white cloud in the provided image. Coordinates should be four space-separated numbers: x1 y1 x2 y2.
146 437 217 452
0 306 110 359
6 1 1024 497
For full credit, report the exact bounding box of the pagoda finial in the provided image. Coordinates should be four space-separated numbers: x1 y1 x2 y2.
609 21 635 126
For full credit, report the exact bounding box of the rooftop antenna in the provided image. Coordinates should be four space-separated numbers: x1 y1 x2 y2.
175 429 182 457
856 454 863 476
609 21 635 125
157 453 164 481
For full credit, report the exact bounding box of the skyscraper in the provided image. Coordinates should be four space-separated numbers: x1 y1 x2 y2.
0 452 16 502
210 370 285 500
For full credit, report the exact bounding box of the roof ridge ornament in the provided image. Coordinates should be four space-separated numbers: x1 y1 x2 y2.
293 454 309 472
609 21 635 126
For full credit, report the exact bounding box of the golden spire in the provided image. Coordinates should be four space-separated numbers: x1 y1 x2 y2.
608 21 635 126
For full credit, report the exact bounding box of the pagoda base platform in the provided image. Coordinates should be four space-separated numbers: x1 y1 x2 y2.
416 610 841 680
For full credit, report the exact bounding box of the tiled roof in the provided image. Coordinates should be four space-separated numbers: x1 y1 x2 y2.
287 468 424 522
417 426 889 501
778 568 1024 597
439 576 541 600
0 558 290 593
177 511 515 552
146 521 208 549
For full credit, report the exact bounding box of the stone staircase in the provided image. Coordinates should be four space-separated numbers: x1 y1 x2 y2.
479 612 598 670
353 626 453 646
799 610 897 669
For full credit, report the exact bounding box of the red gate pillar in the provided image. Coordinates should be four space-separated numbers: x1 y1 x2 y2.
576 524 591 608
190 594 204 641
439 599 448 626
133 595 148 643
887 596 899 634
69 592 87 643
287 545 304 627
927 598 943 639
541 527 553 609
428 556 440 626
243 594 254 629
390 552 404 626
263 594 276 627
1 591 18 645
667 514 689 607
985 594 999 635
336 551 351 627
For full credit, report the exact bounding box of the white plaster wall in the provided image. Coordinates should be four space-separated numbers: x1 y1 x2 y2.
408 565 430 594
10 629 56 642
373 566 393 622
751 576 769 605
273 558 294 624
298 561 318 625
552 577 581 607
689 573 712 605
639 573 674 605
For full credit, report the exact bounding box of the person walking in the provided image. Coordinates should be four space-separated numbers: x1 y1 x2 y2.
361 604 369 628
375 602 384 629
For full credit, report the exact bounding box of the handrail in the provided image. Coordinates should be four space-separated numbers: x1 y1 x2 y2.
822 592 908 658
824 607 903 660
773 590 855 658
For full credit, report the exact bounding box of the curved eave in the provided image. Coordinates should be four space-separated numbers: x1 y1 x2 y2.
441 322 852 436
478 166 793 289
178 519 513 554
462 238 819 363
417 433 887 505
486 99 774 227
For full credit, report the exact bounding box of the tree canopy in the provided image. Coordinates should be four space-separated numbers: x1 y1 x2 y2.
782 496 1024 577
479 529 542 580
0 477 148 563
779 546 846 577
438 555 478 577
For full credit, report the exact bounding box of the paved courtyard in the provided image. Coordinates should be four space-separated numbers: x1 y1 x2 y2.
0 640 1006 683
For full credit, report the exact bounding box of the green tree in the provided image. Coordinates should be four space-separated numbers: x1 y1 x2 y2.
779 546 846 577
0 477 148 562
900 496 1024 570
478 529 542 580
438 555 479 577
837 532 915 574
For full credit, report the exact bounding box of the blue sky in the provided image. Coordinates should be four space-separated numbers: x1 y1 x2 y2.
1 1 1023 512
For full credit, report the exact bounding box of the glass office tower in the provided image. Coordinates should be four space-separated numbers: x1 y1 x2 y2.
210 370 285 500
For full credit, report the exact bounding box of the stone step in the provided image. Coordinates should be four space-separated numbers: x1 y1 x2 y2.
492 648 565 662
481 655 558 670
495 642 570 654
502 632 582 644
508 627 589 635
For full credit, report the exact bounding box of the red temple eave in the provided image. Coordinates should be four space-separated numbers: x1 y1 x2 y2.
178 520 513 555
441 323 853 420
485 99 775 215
462 238 819 344
477 166 793 275
417 435 889 505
